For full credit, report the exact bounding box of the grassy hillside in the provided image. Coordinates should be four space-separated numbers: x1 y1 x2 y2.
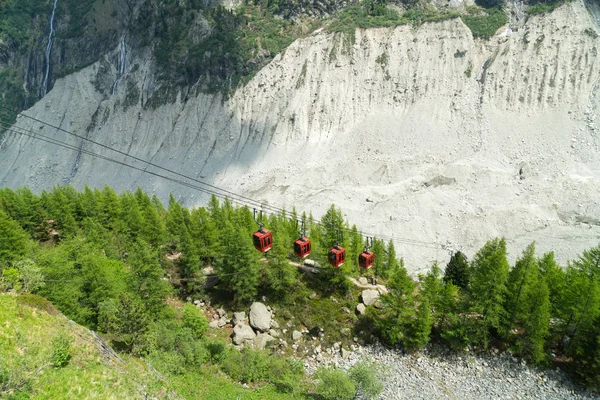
0 293 303 399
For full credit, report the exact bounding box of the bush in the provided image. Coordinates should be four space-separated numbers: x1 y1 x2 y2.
51 332 72 368
16 293 59 315
314 366 356 400
462 6 507 38
221 347 304 388
349 362 383 398
181 303 208 339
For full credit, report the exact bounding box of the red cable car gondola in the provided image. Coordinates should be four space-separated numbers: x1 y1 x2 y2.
253 227 273 253
294 236 311 258
328 245 346 268
358 250 374 270
253 209 272 253
294 220 311 258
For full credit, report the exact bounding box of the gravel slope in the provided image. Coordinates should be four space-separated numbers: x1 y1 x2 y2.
314 344 599 399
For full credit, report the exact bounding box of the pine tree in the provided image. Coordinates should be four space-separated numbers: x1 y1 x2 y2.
377 260 417 346
404 298 433 350
520 276 550 364
264 215 299 298
0 209 29 265
504 243 538 335
219 222 260 304
443 251 470 290
127 239 170 314
563 245 600 359
135 187 165 247
470 238 510 347
538 252 565 318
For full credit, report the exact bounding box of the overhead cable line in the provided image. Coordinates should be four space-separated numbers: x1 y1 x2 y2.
0 113 444 250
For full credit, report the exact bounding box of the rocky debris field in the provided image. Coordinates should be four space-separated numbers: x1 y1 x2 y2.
311 343 599 400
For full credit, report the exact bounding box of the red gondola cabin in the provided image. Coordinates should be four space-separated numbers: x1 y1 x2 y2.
328 246 346 268
358 250 374 270
253 228 273 253
294 236 311 258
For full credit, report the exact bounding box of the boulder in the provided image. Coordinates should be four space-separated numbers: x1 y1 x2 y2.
233 324 256 345
232 311 247 326
249 302 272 332
217 308 227 318
358 277 368 285
209 320 220 329
356 303 366 315
341 348 351 359
361 289 380 306
218 316 228 328
253 333 276 349
269 329 280 338
292 330 302 341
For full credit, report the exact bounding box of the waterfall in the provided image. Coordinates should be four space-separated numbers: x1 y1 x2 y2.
111 35 127 95
42 0 59 97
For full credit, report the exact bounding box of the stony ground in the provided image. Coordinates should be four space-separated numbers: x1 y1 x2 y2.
307 343 599 399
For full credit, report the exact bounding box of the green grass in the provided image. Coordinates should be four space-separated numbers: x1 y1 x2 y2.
0 293 143 399
0 294 301 399
328 2 460 36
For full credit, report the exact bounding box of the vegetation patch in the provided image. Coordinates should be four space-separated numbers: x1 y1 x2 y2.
328 1 459 35
461 6 507 38
526 0 571 15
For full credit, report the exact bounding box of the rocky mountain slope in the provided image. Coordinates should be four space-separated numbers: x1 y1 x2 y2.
1 0 599 273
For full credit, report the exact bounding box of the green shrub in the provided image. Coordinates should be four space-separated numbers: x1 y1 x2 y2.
314 366 356 400
181 303 208 339
51 332 72 368
1 267 22 292
462 6 507 38
16 294 59 315
349 362 383 398
221 347 304 387
205 337 227 363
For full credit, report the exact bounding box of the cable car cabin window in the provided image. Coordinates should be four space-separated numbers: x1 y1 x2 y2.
329 251 337 264
253 235 261 248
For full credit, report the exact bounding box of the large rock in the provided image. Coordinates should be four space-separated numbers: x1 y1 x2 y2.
253 333 276 349
232 311 247 326
361 289 380 306
232 324 256 345
292 330 302 341
249 302 272 332
356 303 366 315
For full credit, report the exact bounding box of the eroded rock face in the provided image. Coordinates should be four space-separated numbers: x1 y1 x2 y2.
2 0 599 274
249 302 271 332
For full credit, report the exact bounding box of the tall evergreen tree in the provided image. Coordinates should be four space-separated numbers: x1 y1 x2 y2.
0 209 30 265
443 251 470 290
470 238 510 347
504 243 538 335
219 221 260 304
519 276 551 364
376 260 417 346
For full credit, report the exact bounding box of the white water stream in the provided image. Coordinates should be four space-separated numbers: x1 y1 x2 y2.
42 0 59 97
111 35 126 95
